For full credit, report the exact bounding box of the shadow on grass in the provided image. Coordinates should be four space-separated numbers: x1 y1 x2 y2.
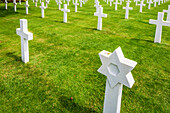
59 96 98 113
6 52 21 62
131 38 153 43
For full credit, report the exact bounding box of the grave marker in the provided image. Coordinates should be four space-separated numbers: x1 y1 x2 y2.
35 0 38 7
114 0 120 10
163 5 170 21
39 2 46 18
73 0 79 12
61 4 70 23
98 47 137 113
138 0 145 13
147 0 153 9
13 0 17 12
5 0 8 10
94 6 107 30
16 19 33 63
24 1 29 14
123 2 133 19
58 0 62 10
149 12 170 43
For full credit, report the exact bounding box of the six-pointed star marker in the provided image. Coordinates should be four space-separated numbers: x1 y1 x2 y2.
98 47 137 88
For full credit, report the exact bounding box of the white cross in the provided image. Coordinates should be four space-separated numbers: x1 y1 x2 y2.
24 1 29 15
94 2 100 12
94 6 107 30
66 0 70 6
33 0 34 3
63 0 65 3
114 0 120 10
149 12 170 43
126 0 131 3
147 0 153 9
123 2 133 19
158 0 161 5
61 4 70 23
39 2 46 18
119 0 124 5
79 0 83 7
45 0 49 8
73 0 79 12
5 0 8 10
153 0 157 7
138 0 145 13
35 0 38 7
19 0 21 5
163 5 170 21
16 19 33 63
98 47 137 113
13 0 17 12
109 0 113 6
58 0 62 10
40 0 41 3
134 0 140 6
56 0 59 5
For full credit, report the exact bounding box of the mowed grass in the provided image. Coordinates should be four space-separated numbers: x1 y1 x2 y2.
0 0 170 112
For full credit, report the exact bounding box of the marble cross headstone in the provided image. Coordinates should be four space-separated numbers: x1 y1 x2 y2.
98 47 137 113
153 0 157 7
16 19 33 63
163 5 170 21
94 2 100 12
61 4 70 23
158 0 161 5
39 2 46 18
40 0 41 3
35 0 38 7
134 0 140 6
56 0 59 5
5 0 8 10
58 0 62 10
114 0 120 10
13 0 17 12
123 2 133 19
126 0 131 3
19 0 21 5
110 0 113 6
147 0 153 9
79 0 83 7
138 0 145 13
24 1 29 14
94 6 107 30
149 12 170 43
45 0 49 8
120 0 124 5
66 0 70 6
73 0 79 12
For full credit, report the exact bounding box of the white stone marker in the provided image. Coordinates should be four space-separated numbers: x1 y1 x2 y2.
24 1 29 14
153 0 157 7
40 0 41 3
63 0 65 3
56 0 59 5
138 0 145 13
120 0 124 5
73 0 74 4
45 0 49 8
35 0 38 7
158 0 161 5
73 0 79 12
19 0 21 5
147 0 153 9
66 0 70 5
79 0 83 7
123 2 133 19
94 6 107 30
16 19 33 63
126 0 131 3
94 2 100 12
149 12 170 43
5 0 8 10
58 0 62 10
134 0 140 6
110 0 113 6
33 0 34 3
114 0 120 10
13 0 17 12
98 47 137 113
61 4 70 23
163 5 170 21
40 2 46 18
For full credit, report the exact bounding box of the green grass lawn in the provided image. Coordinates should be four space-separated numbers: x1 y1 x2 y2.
0 0 170 112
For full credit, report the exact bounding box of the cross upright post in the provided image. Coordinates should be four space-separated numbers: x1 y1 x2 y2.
24 1 29 14
73 0 79 12
147 0 153 9
123 2 133 19
5 0 8 10
114 0 120 10
163 5 170 21
58 0 62 10
149 12 170 43
39 2 46 18
61 4 70 23
94 6 107 30
153 0 157 7
13 0 17 12
138 0 145 13
16 19 33 63
35 0 38 7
